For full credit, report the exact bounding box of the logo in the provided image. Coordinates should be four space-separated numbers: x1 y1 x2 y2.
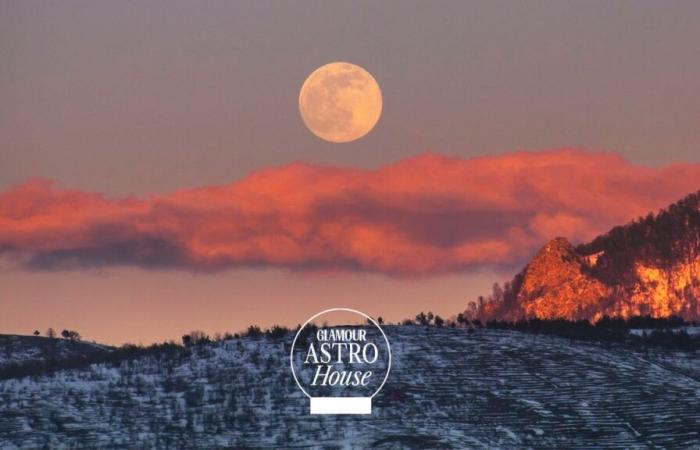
290 308 391 414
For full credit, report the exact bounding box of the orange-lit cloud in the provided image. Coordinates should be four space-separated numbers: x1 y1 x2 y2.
1 149 699 276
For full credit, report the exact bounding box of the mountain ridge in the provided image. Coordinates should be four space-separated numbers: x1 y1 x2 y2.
474 190 700 321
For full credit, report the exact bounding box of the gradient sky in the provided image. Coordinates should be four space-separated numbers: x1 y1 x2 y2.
1 1 699 344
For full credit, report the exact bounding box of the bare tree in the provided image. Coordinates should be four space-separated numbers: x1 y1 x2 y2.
61 329 81 341
182 330 210 346
415 312 429 326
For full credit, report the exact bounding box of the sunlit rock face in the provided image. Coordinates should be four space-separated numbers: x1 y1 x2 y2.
481 191 700 321
509 237 608 321
622 260 700 319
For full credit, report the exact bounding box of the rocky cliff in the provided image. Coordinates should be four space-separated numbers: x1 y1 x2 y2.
478 191 700 321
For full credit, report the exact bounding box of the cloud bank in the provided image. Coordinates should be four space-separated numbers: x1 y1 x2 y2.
1 149 699 276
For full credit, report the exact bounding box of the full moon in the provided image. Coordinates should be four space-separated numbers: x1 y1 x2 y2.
299 62 382 143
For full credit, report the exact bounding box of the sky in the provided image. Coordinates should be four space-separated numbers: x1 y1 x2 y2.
1 1 700 344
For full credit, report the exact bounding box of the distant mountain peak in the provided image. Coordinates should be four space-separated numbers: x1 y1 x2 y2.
529 237 579 266
476 190 700 321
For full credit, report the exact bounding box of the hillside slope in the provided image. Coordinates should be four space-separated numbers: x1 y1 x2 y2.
0 334 112 369
1 327 699 449
479 191 700 321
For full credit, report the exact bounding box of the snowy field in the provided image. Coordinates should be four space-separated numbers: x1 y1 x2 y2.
1 327 699 449
628 326 700 336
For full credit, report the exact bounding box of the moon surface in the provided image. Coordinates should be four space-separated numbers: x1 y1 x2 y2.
299 62 382 143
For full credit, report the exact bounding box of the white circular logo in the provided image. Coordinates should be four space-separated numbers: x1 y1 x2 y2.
289 308 391 414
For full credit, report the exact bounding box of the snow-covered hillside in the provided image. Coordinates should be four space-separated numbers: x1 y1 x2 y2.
1 327 699 449
0 334 112 369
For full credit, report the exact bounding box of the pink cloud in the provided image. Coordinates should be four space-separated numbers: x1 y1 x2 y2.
1 149 699 276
